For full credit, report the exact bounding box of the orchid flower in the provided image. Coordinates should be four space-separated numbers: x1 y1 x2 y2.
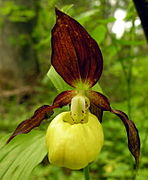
7 8 140 170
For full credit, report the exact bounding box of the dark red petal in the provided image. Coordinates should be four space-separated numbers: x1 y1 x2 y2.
51 8 103 88
7 105 55 143
111 109 140 168
53 90 76 107
87 90 111 111
89 103 103 123
7 90 76 143
88 90 140 167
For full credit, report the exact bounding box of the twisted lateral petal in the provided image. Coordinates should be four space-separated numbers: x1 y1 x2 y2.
111 109 140 169
7 90 75 143
51 8 103 88
7 105 55 143
87 90 111 111
87 90 140 167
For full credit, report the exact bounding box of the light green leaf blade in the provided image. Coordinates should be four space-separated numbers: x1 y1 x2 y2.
91 25 107 44
47 66 73 92
75 9 98 25
97 17 116 24
61 4 74 13
92 82 103 93
0 130 47 180
116 39 146 45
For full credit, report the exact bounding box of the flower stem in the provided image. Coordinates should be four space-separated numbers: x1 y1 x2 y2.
83 165 90 180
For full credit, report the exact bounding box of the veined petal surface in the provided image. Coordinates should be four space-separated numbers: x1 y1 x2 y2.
51 9 103 87
7 90 75 143
111 109 140 168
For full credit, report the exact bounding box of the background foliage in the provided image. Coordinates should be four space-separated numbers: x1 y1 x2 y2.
0 0 147 180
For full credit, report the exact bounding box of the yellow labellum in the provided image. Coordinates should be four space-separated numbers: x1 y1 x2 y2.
45 111 104 170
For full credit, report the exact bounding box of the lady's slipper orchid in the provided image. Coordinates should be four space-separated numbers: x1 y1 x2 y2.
7 8 140 170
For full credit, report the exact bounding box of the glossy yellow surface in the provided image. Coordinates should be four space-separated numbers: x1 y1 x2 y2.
45 112 104 170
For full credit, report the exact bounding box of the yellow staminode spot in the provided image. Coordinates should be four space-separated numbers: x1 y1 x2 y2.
45 111 104 170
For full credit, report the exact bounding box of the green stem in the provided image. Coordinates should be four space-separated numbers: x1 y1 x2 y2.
83 165 90 180
127 57 133 120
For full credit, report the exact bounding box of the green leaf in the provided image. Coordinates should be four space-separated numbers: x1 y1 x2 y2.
0 130 47 180
91 25 107 44
92 82 103 93
97 17 116 24
76 9 98 24
47 66 102 93
116 39 146 46
61 4 74 13
47 66 73 92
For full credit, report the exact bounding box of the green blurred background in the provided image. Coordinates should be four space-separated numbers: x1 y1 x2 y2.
0 0 147 179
